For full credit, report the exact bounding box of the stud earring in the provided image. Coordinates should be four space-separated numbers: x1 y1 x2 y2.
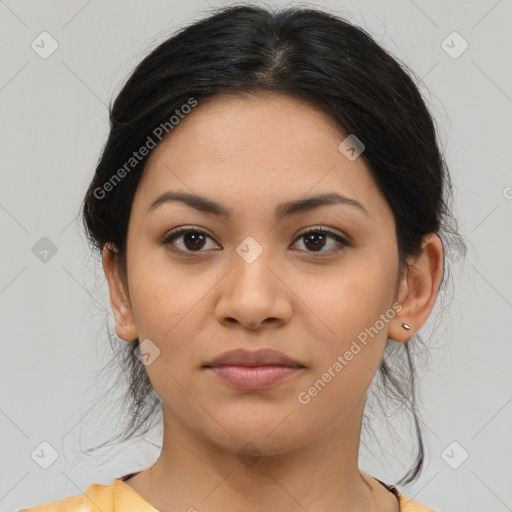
402 323 411 330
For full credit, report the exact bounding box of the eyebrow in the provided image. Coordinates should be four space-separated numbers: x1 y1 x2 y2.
147 191 369 219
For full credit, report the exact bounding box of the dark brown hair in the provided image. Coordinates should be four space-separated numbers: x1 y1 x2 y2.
81 4 466 486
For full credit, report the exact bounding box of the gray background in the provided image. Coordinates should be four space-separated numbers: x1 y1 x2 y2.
1 0 511 511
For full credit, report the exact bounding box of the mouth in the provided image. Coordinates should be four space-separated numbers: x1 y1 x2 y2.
204 364 305 391
202 348 306 391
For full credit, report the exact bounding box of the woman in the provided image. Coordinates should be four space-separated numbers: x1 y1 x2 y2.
21 4 464 511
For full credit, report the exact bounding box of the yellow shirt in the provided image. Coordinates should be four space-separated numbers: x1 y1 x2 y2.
19 476 437 512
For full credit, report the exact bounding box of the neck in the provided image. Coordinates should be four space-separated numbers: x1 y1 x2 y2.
134 395 382 512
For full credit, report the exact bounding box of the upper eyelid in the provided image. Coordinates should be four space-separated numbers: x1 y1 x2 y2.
163 226 349 248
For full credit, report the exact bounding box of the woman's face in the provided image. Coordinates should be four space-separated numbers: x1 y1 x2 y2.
109 92 407 456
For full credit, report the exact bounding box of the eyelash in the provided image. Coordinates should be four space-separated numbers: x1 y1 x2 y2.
161 226 350 256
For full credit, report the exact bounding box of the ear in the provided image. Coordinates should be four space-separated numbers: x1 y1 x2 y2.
102 243 138 342
388 233 444 342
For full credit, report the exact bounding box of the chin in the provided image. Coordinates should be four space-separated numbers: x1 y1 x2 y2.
217 434 302 460
203 412 310 457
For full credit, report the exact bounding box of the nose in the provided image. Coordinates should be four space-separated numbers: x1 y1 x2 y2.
214 242 293 331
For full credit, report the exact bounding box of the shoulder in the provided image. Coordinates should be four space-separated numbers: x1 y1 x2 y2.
18 494 84 512
395 488 439 512
370 474 439 512
18 481 117 512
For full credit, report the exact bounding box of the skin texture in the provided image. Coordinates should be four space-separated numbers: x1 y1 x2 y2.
102 92 444 512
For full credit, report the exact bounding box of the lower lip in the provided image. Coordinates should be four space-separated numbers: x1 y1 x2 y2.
205 365 304 391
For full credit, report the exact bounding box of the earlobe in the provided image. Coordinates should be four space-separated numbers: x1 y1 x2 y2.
388 233 444 342
102 243 138 342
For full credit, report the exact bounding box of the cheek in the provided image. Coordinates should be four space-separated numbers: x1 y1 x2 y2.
293 272 393 423
127 269 206 400
127 246 202 336
298 254 397 342
126 257 219 377
294 250 397 388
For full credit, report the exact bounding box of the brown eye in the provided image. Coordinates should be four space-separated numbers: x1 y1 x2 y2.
161 226 349 256
162 229 219 253
293 228 349 254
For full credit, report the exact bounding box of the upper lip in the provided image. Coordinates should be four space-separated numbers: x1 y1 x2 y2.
203 348 304 368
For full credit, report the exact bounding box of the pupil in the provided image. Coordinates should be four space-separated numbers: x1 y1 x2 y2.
182 232 327 252
185 232 205 250
305 232 325 251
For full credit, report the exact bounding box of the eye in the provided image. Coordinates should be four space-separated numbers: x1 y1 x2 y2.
161 228 220 254
292 227 350 255
161 226 350 256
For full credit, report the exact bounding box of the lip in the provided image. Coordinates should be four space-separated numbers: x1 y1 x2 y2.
203 348 304 368
202 348 306 391
206 365 305 391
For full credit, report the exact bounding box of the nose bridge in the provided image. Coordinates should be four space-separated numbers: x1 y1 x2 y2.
214 234 291 328
232 234 278 297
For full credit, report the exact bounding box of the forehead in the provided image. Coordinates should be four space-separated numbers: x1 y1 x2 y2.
133 92 389 220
